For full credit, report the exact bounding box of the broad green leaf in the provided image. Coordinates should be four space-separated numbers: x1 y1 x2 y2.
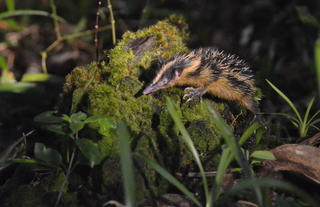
96 118 116 137
117 122 135 207
61 114 72 123
250 150 276 161
34 111 63 124
0 82 39 93
139 154 201 207
75 138 102 168
70 122 85 134
21 73 63 83
85 115 107 123
70 111 87 122
34 143 62 167
69 112 87 134
44 124 66 135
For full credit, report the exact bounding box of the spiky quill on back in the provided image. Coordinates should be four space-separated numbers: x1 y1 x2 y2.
143 47 258 113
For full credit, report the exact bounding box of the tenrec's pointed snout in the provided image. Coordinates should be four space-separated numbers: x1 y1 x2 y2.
143 84 157 94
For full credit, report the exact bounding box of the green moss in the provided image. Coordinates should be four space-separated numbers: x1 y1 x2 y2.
106 18 188 86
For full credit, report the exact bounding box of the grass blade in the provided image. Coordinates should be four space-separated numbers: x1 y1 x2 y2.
211 147 233 202
307 109 320 126
239 122 261 146
315 37 320 96
166 97 209 203
303 97 315 125
138 154 202 207
0 10 66 22
266 79 302 123
206 103 263 206
116 122 135 207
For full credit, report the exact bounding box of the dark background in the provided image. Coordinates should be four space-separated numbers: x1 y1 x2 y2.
0 0 319 155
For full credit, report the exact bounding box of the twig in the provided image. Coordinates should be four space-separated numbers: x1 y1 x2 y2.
49 0 61 39
175 171 217 178
40 25 111 73
107 0 116 45
95 1 102 63
0 129 36 163
54 132 79 207
103 200 126 207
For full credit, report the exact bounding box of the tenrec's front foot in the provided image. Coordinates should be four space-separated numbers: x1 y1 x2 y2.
183 87 205 103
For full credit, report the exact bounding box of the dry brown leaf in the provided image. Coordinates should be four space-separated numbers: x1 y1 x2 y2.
264 144 320 184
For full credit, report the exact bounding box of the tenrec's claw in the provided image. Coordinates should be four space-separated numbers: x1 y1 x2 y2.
184 87 196 92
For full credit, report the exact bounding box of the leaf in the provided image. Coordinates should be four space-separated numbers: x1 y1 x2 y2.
34 111 63 124
0 55 8 70
9 158 39 165
303 97 315 126
239 122 261 146
70 111 87 122
0 82 39 93
69 112 87 134
5 0 15 11
61 114 72 123
21 73 63 84
34 143 62 167
315 38 320 96
251 150 276 161
85 115 107 123
45 124 67 136
166 97 209 201
75 138 102 168
296 6 320 28
212 146 233 201
70 122 85 135
117 122 135 207
0 10 66 23
206 103 264 206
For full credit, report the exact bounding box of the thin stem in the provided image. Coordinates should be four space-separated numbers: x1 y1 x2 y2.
107 0 116 45
40 52 47 73
54 132 79 207
40 25 111 73
49 0 61 39
95 1 102 63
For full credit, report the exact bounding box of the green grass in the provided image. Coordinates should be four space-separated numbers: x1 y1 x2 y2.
266 79 320 138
